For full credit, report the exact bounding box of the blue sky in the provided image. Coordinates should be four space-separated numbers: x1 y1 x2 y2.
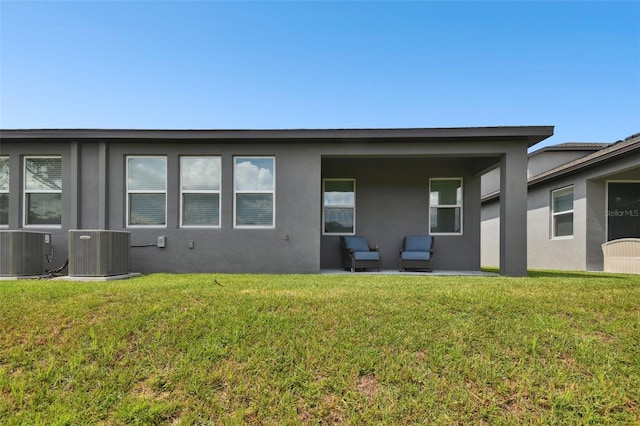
1 1 638 149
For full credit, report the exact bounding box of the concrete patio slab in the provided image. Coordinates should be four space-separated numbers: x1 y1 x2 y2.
321 269 498 276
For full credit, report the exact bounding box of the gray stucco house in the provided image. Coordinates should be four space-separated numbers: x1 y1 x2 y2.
0 126 554 276
482 132 640 272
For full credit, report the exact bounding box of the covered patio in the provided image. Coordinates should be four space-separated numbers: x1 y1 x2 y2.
317 126 555 276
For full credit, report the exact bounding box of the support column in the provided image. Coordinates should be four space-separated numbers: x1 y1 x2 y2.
499 146 528 276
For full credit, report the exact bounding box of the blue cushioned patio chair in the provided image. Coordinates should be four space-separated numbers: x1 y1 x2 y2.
340 236 381 272
399 234 434 272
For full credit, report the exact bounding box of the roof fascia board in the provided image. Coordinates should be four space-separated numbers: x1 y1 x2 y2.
0 126 554 146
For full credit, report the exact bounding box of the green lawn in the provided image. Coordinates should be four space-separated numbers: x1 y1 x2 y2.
1 272 639 425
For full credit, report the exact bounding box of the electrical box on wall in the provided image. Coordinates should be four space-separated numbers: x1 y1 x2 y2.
0 231 50 276
69 230 131 277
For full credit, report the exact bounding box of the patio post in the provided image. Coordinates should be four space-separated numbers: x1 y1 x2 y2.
499 146 528 276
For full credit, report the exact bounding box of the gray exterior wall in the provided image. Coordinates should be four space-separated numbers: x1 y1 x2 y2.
1 140 322 273
480 199 500 268
320 157 481 271
481 149 640 271
1 127 553 276
527 149 602 177
526 176 588 271
105 141 323 273
481 168 501 197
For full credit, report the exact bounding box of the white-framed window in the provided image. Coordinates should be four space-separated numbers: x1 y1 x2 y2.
551 185 573 238
234 156 275 228
127 156 167 227
323 178 355 235
429 178 463 235
24 156 62 227
0 157 8 226
180 156 221 227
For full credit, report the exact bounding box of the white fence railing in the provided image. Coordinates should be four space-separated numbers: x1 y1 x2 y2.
602 238 640 274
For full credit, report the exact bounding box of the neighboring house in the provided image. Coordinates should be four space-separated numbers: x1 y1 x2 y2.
482 132 640 271
0 126 553 276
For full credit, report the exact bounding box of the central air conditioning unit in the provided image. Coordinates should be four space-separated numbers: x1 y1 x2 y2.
69 230 131 277
0 231 52 277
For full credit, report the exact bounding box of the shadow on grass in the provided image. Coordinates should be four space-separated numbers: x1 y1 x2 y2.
527 270 628 279
482 267 631 280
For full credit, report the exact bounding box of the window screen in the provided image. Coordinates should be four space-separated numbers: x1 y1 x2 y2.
552 186 573 238
234 157 275 227
181 156 221 227
24 157 62 226
429 178 462 234
127 157 166 226
323 179 355 234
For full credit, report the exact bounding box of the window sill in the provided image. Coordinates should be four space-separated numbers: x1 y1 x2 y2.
551 235 574 240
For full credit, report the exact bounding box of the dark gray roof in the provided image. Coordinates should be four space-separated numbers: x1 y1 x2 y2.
550 142 610 149
529 142 610 156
